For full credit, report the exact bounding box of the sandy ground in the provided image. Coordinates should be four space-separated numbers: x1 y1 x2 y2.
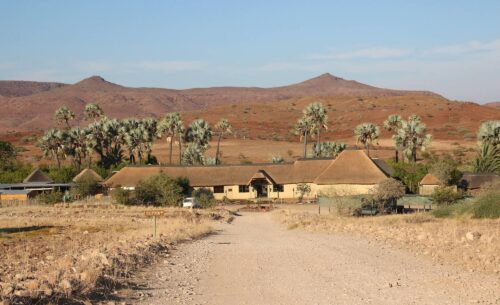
124 212 499 305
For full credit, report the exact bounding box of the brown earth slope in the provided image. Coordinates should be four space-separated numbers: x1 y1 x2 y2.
0 73 439 132
0 80 66 97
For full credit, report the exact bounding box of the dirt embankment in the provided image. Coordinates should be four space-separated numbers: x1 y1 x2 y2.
0 205 231 304
276 209 500 274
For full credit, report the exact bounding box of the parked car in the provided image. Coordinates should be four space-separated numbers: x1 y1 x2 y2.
182 197 201 208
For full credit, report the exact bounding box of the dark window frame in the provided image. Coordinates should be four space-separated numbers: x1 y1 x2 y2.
213 185 224 193
273 184 284 192
238 185 250 193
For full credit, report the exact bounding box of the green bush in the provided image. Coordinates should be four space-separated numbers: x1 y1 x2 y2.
40 165 77 183
71 177 100 197
472 191 500 219
0 163 32 183
192 187 216 208
112 188 134 205
431 186 463 205
431 205 454 218
135 173 183 206
388 160 428 194
37 191 63 204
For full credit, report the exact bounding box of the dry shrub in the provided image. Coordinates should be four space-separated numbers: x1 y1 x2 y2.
275 209 500 274
0 204 226 303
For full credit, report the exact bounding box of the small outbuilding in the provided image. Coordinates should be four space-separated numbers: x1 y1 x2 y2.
73 168 104 183
459 173 500 195
419 173 441 195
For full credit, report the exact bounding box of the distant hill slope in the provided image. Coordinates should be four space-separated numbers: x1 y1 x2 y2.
0 73 442 132
0 80 67 97
485 101 500 109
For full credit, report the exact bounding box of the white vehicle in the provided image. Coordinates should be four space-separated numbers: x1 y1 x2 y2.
182 197 201 208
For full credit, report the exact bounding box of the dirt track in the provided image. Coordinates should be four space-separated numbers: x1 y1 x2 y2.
129 213 499 305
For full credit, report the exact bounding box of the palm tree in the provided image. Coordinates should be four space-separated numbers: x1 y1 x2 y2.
214 118 232 165
185 119 212 149
63 127 92 172
313 142 346 158
86 117 126 168
84 103 104 121
158 113 180 164
304 102 328 151
383 114 402 162
54 106 75 129
473 142 500 174
38 129 66 168
477 120 500 146
182 143 205 165
271 155 284 163
354 123 380 157
397 115 432 163
294 117 313 158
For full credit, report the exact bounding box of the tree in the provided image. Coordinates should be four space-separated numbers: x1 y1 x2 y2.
122 118 157 164
396 115 432 163
214 118 232 165
182 143 205 165
86 117 126 168
37 129 66 169
477 120 500 146
372 178 405 212
84 103 104 121
158 112 184 164
473 142 500 174
183 119 212 164
383 114 402 162
354 123 380 157
271 155 284 163
312 142 346 158
429 158 462 186
71 176 100 197
304 102 328 151
0 141 17 169
296 183 311 202
185 119 212 148
192 187 216 208
63 127 93 172
431 186 463 205
294 117 313 158
135 173 183 206
54 106 75 129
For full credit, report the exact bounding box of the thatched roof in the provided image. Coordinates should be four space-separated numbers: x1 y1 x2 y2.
103 150 389 188
420 173 441 185
23 168 53 183
460 173 500 189
313 150 388 185
73 168 104 183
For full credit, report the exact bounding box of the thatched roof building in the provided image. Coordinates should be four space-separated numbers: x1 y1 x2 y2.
103 150 390 199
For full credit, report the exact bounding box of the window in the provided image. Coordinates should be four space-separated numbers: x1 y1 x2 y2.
213 185 224 193
239 185 250 193
273 184 284 192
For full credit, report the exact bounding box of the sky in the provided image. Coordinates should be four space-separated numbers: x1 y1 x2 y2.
1 0 500 103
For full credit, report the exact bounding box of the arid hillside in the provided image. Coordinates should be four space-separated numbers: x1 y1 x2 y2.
0 74 498 146
0 80 66 97
182 95 500 142
0 73 439 133
485 101 500 109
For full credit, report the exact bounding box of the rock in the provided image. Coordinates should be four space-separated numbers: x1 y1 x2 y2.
23 280 39 290
14 289 31 297
466 232 481 241
59 279 72 291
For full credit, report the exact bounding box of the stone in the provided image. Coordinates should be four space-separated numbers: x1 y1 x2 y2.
466 231 481 241
59 279 72 291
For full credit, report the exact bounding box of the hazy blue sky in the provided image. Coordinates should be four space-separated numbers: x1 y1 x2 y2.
1 1 500 102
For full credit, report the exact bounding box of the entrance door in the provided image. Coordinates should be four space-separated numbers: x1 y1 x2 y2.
252 182 269 198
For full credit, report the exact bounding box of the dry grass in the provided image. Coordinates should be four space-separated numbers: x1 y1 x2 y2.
0 204 229 303
275 207 500 275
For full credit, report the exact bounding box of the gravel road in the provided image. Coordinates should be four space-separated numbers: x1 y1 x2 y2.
127 212 499 305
